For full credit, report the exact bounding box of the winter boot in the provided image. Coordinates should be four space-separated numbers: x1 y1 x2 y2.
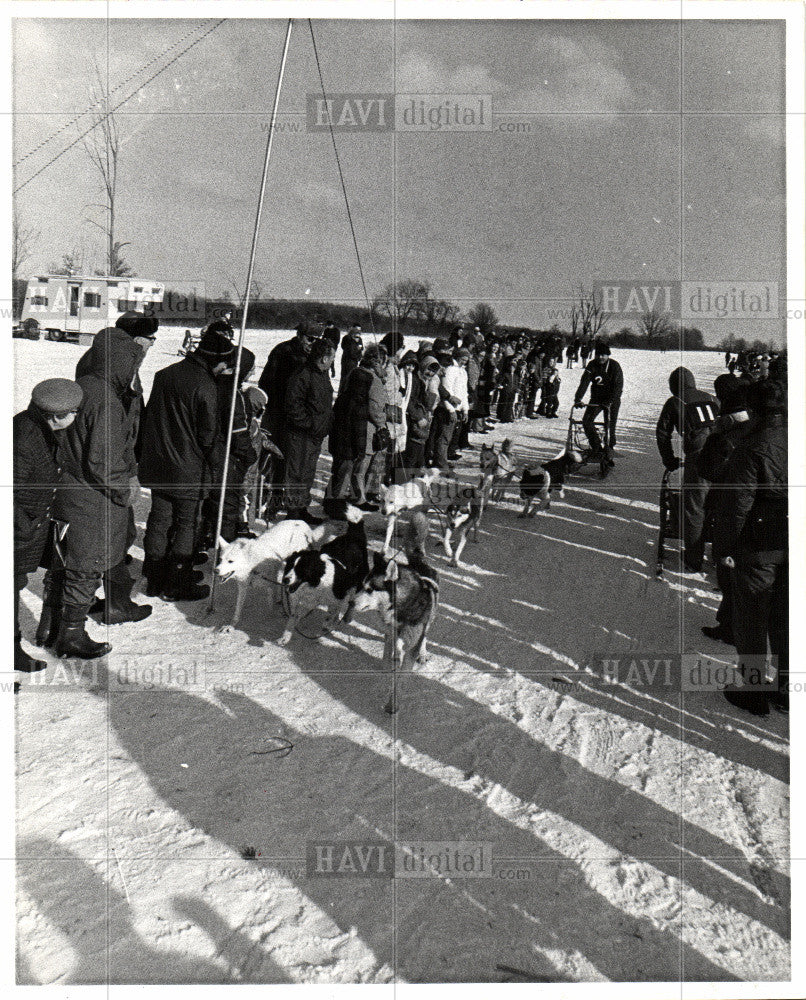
54 608 112 660
35 572 64 648
90 562 153 625
161 557 210 602
14 634 47 673
142 556 168 598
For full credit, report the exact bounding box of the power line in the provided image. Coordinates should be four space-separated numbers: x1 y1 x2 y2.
307 18 377 335
13 19 226 195
14 21 213 169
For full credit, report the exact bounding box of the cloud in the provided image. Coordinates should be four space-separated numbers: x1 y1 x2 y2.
395 50 508 94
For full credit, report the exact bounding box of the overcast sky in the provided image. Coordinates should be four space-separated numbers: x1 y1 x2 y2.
12 17 787 343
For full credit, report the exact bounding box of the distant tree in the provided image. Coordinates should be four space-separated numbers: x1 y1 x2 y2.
49 252 78 276
638 306 675 340
467 302 498 334
577 287 608 339
12 209 39 282
372 278 432 328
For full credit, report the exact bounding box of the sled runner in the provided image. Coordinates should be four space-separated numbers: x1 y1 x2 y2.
656 467 683 576
566 405 613 479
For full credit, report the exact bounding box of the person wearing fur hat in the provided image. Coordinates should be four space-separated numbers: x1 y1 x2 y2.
14 379 83 673
139 329 235 600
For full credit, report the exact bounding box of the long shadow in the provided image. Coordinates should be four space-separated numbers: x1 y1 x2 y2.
17 838 291 983
285 641 789 943
90 672 742 982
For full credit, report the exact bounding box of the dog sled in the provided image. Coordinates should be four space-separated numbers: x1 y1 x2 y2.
566 404 613 479
655 467 683 577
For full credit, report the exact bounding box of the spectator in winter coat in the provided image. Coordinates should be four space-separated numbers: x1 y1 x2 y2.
75 312 157 627
13 379 83 673
52 327 147 658
656 366 718 571
574 341 624 457
199 347 259 544
350 344 389 508
696 380 753 644
496 342 518 423
257 320 322 516
284 338 336 523
715 380 787 716
139 329 235 601
339 326 364 394
404 354 440 476
539 357 561 417
447 349 471 460
380 331 411 484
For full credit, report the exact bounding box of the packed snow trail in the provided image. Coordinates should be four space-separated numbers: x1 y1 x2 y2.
14 330 788 982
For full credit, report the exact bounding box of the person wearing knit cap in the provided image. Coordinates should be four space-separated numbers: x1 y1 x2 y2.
138 330 235 600
14 380 83 673
116 310 159 345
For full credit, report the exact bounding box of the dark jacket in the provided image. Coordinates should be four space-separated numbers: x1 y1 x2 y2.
258 336 308 436
56 327 143 573
696 413 754 547
656 367 718 466
339 335 363 394
714 413 787 562
285 361 333 443
77 330 144 466
406 372 438 444
13 405 64 576
138 353 223 497
574 356 624 407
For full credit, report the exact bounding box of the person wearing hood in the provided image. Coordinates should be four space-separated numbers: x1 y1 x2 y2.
47 323 150 658
14 379 83 673
716 380 788 716
404 353 440 477
74 312 158 628
656 366 718 572
139 329 235 600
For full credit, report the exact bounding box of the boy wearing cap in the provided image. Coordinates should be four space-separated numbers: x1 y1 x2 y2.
14 379 83 672
139 329 235 600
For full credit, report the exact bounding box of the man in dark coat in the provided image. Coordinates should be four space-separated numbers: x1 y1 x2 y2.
696 380 753 643
13 379 83 672
257 321 321 516
574 341 624 458
339 326 364 394
283 338 336 523
139 330 235 600
73 312 157 626
656 366 718 571
53 327 147 658
716 380 787 716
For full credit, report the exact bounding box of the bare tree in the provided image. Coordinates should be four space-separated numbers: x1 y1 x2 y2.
639 306 675 340
12 209 39 281
578 287 608 339
372 278 431 327
82 62 134 276
467 302 498 334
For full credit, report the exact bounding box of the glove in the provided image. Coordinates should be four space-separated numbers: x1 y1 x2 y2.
665 456 680 472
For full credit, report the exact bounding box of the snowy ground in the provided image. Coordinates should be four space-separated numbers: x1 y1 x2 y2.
14 329 789 984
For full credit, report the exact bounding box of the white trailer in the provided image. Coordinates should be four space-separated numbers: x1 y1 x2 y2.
19 275 165 343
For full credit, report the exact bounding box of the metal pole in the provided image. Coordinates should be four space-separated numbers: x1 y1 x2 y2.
207 18 293 612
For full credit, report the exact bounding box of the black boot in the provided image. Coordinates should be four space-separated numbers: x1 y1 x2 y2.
54 608 111 660
35 572 64 648
161 557 210 602
14 634 47 673
142 556 167 598
90 562 153 625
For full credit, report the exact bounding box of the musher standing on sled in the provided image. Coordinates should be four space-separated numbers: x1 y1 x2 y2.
573 341 623 465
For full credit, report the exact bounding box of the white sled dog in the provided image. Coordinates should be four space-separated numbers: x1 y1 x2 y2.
216 519 335 631
379 467 442 555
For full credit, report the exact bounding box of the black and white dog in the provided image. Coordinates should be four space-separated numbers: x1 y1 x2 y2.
350 514 438 714
442 488 483 567
518 450 582 517
280 504 369 644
